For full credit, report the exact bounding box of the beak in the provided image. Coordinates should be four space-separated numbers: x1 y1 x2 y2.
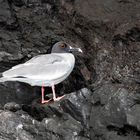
69 46 83 53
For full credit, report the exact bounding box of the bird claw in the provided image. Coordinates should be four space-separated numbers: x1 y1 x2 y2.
53 95 65 101
41 98 52 104
41 95 65 104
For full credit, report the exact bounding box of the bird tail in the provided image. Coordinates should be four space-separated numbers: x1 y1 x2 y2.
0 77 10 82
0 73 10 82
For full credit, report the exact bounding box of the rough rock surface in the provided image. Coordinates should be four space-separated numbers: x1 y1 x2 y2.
0 0 140 140
0 88 91 140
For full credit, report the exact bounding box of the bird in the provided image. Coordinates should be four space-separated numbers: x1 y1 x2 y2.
0 41 82 104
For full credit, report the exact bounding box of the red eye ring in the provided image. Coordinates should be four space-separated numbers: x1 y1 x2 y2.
60 44 65 48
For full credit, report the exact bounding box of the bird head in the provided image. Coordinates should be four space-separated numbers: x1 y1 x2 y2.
51 41 83 54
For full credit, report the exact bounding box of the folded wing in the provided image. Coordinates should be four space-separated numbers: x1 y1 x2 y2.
2 54 70 81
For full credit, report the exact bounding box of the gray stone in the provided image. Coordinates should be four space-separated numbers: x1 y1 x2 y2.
4 102 21 112
0 110 61 140
60 88 92 126
90 84 140 140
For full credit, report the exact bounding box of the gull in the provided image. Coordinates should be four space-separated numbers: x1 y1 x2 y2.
0 41 82 104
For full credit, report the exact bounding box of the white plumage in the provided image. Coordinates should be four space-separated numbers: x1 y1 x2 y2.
0 53 75 86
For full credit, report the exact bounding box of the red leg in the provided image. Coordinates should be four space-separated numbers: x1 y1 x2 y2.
52 84 65 101
41 83 51 104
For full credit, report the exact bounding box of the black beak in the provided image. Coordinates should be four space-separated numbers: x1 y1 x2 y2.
68 46 83 53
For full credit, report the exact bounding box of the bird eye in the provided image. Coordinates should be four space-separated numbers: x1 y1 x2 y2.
60 44 65 48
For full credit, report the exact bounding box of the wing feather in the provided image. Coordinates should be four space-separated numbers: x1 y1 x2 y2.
3 54 70 80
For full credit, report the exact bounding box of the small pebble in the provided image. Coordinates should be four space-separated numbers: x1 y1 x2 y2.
4 102 21 112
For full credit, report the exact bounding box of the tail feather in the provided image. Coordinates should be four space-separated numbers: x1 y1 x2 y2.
0 72 14 82
0 77 10 82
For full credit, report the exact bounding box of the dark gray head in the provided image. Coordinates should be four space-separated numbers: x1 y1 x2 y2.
51 41 82 54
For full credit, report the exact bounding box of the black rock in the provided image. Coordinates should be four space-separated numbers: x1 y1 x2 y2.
11 0 25 7
4 102 21 112
60 88 92 126
22 88 91 139
0 0 17 29
0 110 61 140
90 83 140 140
0 82 40 105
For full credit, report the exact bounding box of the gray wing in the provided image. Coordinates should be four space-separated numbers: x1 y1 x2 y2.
11 54 62 70
25 54 62 64
2 54 70 80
